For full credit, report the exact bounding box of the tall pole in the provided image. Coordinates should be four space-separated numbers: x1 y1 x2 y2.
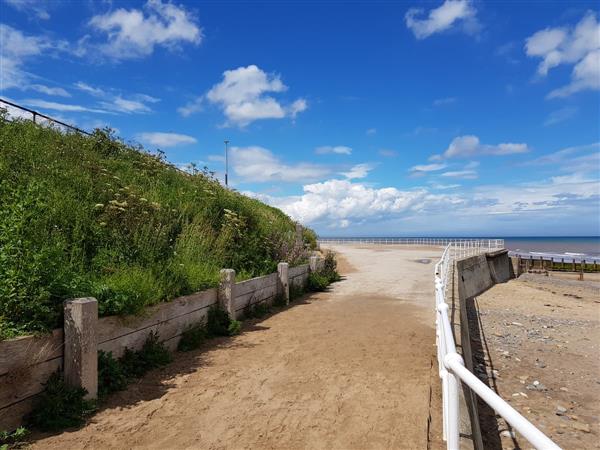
224 140 229 186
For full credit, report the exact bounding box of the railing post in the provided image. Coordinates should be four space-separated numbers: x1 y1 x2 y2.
309 255 319 273
219 269 236 318
64 297 98 399
277 262 290 305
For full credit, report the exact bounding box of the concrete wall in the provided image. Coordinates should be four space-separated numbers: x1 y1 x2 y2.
456 250 513 450
0 259 317 430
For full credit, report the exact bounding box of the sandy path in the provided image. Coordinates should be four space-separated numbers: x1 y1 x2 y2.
32 245 443 450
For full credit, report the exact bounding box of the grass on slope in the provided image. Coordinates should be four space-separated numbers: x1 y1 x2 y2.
0 114 317 339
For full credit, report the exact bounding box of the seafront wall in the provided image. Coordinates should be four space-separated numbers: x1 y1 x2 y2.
456 249 513 450
0 257 325 430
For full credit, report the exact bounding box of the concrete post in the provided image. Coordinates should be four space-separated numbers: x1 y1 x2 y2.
309 255 318 273
219 269 236 318
295 223 303 247
277 262 289 305
64 297 98 399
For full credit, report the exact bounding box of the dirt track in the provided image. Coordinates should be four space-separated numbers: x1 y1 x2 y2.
32 245 443 449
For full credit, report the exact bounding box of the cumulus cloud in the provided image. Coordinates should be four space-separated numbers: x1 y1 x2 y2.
177 96 204 117
525 11 600 97
137 132 197 148
410 163 447 173
230 146 330 183
315 145 352 155
87 0 202 60
405 0 480 40
440 135 529 158
201 65 307 126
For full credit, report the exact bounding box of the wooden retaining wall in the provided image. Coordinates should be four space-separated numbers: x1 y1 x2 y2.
0 258 318 430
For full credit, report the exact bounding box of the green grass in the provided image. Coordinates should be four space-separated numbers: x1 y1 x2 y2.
0 115 316 338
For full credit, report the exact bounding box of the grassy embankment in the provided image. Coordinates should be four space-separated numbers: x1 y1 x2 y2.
0 114 317 339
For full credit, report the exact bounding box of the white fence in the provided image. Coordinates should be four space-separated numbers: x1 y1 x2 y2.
319 238 505 249
434 243 560 450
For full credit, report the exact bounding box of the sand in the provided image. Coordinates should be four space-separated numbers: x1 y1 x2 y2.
30 245 445 450
471 273 600 449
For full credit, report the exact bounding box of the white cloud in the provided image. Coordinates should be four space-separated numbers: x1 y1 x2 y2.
315 145 352 155
28 84 70 97
405 0 480 40
178 96 203 117
433 96 457 106
4 0 50 20
230 146 330 183
264 179 435 226
441 169 478 179
410 163 447 172
74 81 160 114
21 98 111 114
88 0 202 60
366 128 377 135
441 135 529 158
379 149 397 157
0 24 66 91
137 132 197 148
543 107 577 126
202 65 307 126
341 163 374 180
525 11 600 97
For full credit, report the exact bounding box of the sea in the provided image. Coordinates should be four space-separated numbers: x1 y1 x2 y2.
319 236 600 262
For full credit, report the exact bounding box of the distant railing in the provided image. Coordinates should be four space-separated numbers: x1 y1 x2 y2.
1 98 92 136
319 237 505 249
434 242 560 450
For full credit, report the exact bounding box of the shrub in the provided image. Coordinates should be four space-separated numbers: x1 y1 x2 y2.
273 293 287 308
177 323 207 352
206 306 231 337
0 427 28 449
97 350 128 398
28 372 95 431
228 320 242 335
289 284 305 301
308 272 330 291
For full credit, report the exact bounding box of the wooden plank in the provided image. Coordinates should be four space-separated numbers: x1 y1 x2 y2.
0 329 63 376
233 295 276 318
234 284 277 311
98 305 212 358
0 357 62 410
0 395 36 431
235 273 278 296
289 264 309 278
97 288 217 345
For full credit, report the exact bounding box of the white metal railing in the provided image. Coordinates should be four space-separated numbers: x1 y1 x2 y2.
434 242 560 450
318 238 505 248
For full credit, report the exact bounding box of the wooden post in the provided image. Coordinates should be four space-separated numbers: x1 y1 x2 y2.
277 262 289 305
309 255 319 273
64 297 98 399
517 256 522 276
572 259 576 272
580 260 585 281
219 269 236 318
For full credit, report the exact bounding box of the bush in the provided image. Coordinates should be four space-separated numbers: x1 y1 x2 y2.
206 305 232 337
228 320 242 335
0 427 28 449
289 284 305 301
0 116 315 337
97 350 128 398
308 272 330 291
177 323 207 352
28 372 95 431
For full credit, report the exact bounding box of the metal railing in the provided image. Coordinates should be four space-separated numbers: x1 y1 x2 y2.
434 242 560 450
319 237 505 249
1 98 92 135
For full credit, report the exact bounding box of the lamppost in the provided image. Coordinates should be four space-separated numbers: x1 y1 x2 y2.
224 140 229 186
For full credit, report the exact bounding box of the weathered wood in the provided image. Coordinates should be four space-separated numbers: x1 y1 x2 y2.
235 273 278 296
289 264 309 278
234 284 278 311
0 329 63 376
0 395 36 431
0 357 62 410
219 269 236 318
278 262 289 305
97 289 217 345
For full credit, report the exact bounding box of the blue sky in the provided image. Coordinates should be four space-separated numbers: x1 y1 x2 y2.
1 0 599 236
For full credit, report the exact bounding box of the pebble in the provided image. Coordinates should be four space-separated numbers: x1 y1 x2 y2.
555 405 567 415
511 322 524 327
559 387 568 392
571 422 591 433
500 430 516 438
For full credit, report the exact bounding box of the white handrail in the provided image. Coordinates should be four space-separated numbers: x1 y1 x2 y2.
434 242 560 450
